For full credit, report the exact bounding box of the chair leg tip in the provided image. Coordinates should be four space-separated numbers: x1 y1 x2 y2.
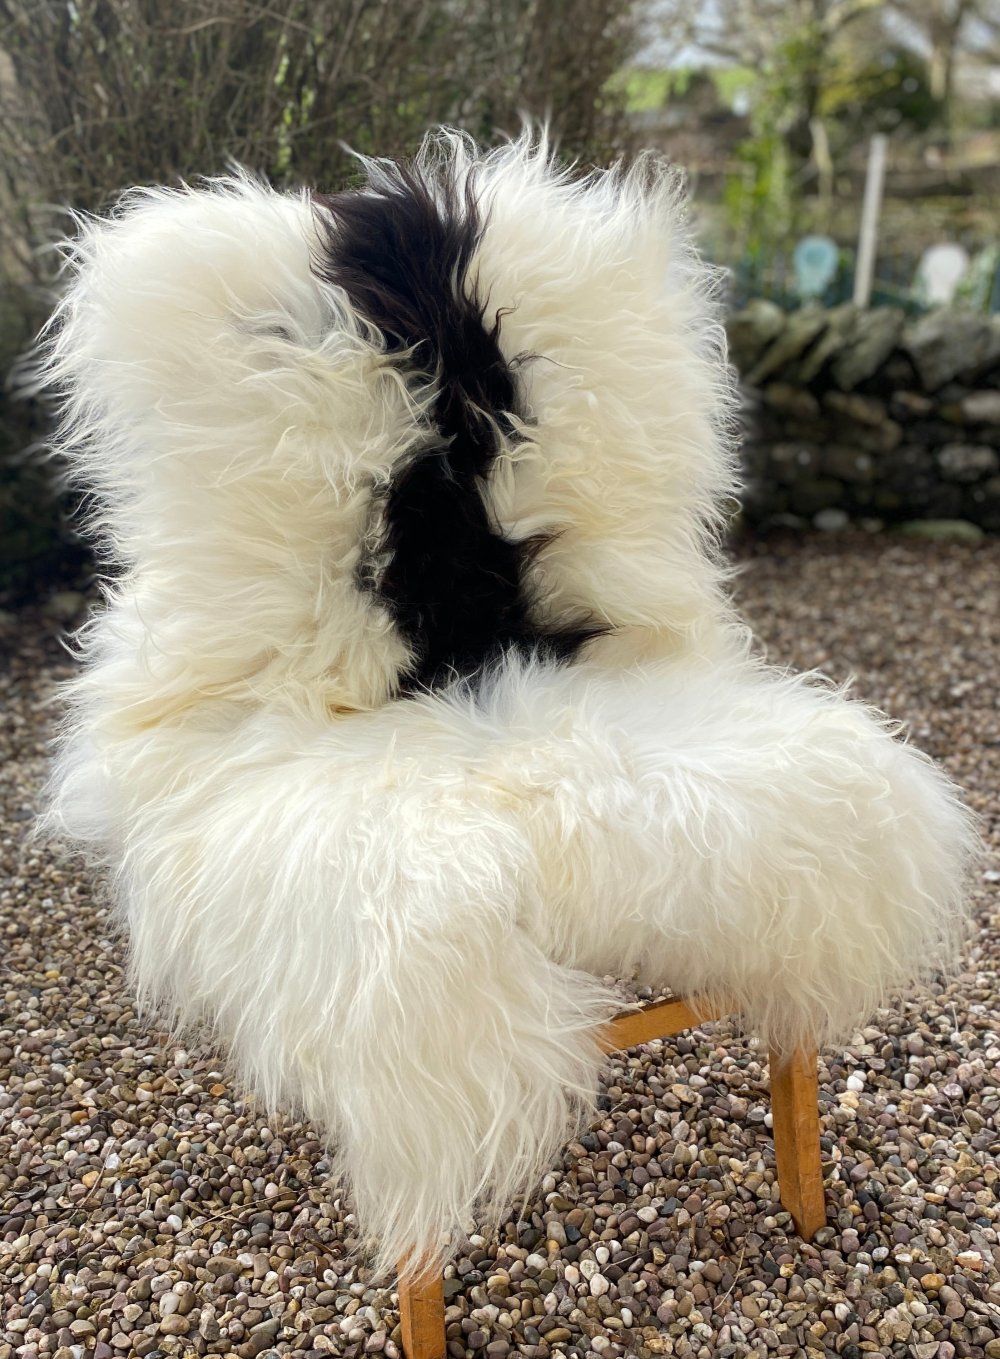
793 1205 827 1240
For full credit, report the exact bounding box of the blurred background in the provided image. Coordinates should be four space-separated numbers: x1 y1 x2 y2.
1 0 999 604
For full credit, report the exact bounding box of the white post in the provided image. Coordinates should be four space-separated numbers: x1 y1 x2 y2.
853 134 888 308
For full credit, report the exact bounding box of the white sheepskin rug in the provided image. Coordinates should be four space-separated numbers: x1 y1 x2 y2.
33 128 977 1275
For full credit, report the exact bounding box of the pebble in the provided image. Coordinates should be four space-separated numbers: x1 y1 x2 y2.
2 541 999 1358
157 1316 189 1336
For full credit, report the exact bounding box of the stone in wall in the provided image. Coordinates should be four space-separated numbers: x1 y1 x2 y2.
745 306 827 386
830 308 904 390
958 392 1000 424
728 303 1000 534
903 312 1000 392
727 299 785 372
797 304 860 384
938 445 999 482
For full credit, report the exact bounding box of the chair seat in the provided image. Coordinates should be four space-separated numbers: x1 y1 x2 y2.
49 646 971 1275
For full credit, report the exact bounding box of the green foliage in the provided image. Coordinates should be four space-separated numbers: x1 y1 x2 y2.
723 127 795 260
611 62 760 119
720 27 815 259
608 66 678 113
718 15 945 259
823 46 940 137
956 246 1000 313
711 66 757 111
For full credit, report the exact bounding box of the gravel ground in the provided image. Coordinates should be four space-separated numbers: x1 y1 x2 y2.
2 532 999 1359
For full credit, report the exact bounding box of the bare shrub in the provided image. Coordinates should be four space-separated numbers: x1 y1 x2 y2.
0 0 639 286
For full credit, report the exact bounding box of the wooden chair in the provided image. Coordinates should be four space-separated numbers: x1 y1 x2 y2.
42 135 968 1359
397 995 825 1359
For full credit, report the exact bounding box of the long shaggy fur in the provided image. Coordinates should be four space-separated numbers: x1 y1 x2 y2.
33 129 977 1275
312 159 604 691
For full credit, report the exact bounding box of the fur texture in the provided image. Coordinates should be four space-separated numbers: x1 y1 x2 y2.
34 129 977 1275
312 160 604 692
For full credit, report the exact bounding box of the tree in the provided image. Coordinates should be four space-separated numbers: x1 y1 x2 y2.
0 0 641 595
652 0 886 178
0 0 639 290
886 0 1000 141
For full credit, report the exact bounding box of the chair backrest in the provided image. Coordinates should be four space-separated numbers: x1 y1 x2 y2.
41 129 739 724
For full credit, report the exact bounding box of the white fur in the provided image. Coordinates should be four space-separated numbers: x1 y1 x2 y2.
34 131 977 1275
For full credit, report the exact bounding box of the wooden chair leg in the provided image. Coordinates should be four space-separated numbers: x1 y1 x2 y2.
392 1024 823 1359
769 1044 826 1238
398 1260 446 1359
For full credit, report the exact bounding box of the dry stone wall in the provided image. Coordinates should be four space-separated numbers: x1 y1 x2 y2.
4 300 1000 602
729 303 1000 535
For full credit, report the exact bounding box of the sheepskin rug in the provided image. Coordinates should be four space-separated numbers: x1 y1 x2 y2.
34 129 977 1275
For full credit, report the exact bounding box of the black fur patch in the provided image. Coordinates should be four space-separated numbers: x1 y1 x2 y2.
312 162 605 694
